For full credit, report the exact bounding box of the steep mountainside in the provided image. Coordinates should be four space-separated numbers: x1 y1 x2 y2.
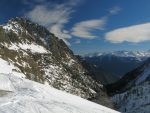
84 51 148 84
105 58 150 94
77 55 118 85
0 17 111 105
107 58 150 113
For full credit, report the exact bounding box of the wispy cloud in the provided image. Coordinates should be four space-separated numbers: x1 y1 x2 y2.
70 6 121 39
105 23 150 43
71 17 107 39
109 6 121 15
25 1 121 45
74 39 81 44
25 0 80 45
26 5 71 26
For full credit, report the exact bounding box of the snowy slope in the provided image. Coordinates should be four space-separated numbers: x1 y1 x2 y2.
0 74 119 113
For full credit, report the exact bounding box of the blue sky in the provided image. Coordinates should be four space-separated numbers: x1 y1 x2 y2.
1 0 150 55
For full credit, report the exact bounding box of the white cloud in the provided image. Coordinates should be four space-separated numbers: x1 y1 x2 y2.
109 6 121 15
105 23 150 43
25 0 79 45
70 6 121 39
25 1 121 44
26 5 71 26
50 24 72 45
74 39 81 44
25 1 107 42
71 18 107 39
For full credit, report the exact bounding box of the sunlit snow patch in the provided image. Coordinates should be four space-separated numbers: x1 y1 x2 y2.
0 58 25 78
3 43 49 54
0 74 14 92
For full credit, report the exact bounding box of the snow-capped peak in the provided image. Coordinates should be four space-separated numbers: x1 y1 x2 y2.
85 50 150 59
0 17 111 108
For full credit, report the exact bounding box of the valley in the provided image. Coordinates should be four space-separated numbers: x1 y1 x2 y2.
0 17 150 113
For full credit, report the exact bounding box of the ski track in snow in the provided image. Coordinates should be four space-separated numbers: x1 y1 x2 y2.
0 74 119 113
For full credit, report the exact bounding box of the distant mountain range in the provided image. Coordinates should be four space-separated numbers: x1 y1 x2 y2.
85 50 150 59
83 50 150 84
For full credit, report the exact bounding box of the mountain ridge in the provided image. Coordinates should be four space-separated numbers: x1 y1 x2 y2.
107 58 150 113
0 17 114 108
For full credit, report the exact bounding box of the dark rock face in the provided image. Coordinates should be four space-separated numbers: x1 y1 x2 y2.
0 17 113 108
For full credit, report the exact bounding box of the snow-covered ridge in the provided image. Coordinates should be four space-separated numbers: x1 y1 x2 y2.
1 20 49 54
86 50 150 59
2 21 24 36
119 59 150 87
135 63 150 85
0 74 119 113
